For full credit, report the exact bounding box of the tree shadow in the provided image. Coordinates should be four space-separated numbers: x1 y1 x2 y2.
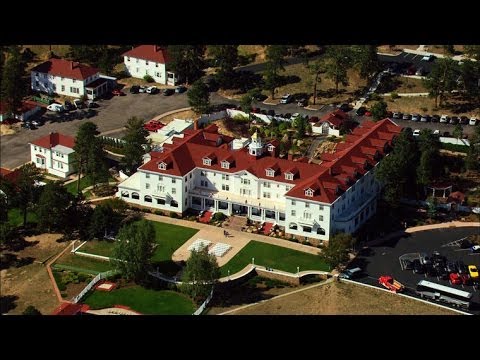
152 260 182 277
278 75 301 87
0 253 35 270
2 236 39 252
376 75 402 93
0 295 18 314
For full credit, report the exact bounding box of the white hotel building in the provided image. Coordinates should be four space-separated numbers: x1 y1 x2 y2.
117 119 401 242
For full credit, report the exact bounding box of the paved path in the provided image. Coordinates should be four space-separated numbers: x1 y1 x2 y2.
143 213 320 267
46 241 75 304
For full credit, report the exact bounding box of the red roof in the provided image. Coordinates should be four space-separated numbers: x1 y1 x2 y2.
0 100 40 114
138 118 401 204
52 302 89 315
31 58 99 81
31 132 75 149
447 191 465 204
122 45 170 64
318 109 348 128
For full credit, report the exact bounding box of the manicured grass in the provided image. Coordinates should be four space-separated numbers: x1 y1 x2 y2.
220 240 328 277
54 253 113 274
7 208 37 227
149 221 199 263
149 221 199 276
83 286 196 315
80 240 116 257
64 175 116 195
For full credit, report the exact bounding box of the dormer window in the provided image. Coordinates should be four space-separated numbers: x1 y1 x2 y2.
305 188 314 197
221 160 230 169
285 173 293 181
158 162 167 170
203 158 212 166
268 145 274 152
266 169 275 177
127 57 130 61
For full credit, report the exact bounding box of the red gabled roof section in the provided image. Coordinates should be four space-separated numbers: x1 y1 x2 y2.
52 302 89 315
0 167 21 184
317 109 348 128
138 118 401 203
31 58 99 81
0 100 40 114
122 45 170 64
31 132 75 150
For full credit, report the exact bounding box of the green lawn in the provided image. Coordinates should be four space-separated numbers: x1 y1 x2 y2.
53 253 113 274
83 286 196 315
80 240 116 257
64 175 116 195
150 221 199 276
7 208 37 227
75 220 198 275
220 241 328 277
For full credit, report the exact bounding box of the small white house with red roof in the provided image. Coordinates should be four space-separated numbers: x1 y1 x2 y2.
31 58 115 99
311 109 349 137
0 100 41 123
122 45 177 85
29 132 76 178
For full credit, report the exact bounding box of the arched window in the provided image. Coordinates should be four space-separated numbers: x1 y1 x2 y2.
144 195 152 203
289 222 298 230
132 192 139 200
121 190 129 198
317 228 326 235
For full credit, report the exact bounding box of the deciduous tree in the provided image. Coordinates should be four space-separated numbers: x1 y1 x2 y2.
1 46 27 115
320 232 355 269
324 46 353 94
36 182 73 232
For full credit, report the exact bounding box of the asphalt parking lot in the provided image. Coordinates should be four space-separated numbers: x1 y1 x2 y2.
348 227 480 314
379 52 437 74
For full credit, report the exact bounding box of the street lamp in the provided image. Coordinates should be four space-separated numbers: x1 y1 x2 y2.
297 266 300 275
228 269 230 280
252 257 255 265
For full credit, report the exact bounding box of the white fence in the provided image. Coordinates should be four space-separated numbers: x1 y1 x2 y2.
72 270 117 303
439 137 470 146
193 288 214 315
74 251 111 261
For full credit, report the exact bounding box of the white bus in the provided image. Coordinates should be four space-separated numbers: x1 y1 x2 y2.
416 280 473 310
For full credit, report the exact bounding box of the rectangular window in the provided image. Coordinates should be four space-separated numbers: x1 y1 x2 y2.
146 173 150 179
127 57 130 61
263 182 271 188
319 215 324 221
73 79 76 83
34 146 37 151
172 188 176 194
146 183 150 189
61 85 65 92
159 175 163 181
319 205 324 211
35 80 39 87
222 174 229 180
172 179 176 183
291 210 296 216
304 212 311 219
291 200 296 205
52 84 56 91
157 185 165 192
189 173 192 178
222 184 230 191
184 176 187 182
241 178 250 185
203 158 211 166
305 203 310 208
263 192 271 198
156 72 160 77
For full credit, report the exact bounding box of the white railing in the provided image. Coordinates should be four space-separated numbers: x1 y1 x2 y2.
71 270 117 303
193 287 214 315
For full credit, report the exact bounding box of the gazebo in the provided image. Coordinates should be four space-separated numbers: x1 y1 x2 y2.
425 183 452 198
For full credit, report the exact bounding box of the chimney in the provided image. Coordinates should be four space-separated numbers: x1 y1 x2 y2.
193 118 199 130
71 61 74 70
154 45 158 52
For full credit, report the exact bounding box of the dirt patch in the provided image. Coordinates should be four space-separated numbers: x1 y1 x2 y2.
1 124 17 136
157 109 196 124
1 233 67 314
228 281 458 315
212 118 250 138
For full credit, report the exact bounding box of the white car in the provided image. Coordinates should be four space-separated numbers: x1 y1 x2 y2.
433 129 440 136
440 114 449 123
47 103 64 112
421 54 434 61
280 94 292 104
469 117 477 126
413 129 421 136
146 86 158 94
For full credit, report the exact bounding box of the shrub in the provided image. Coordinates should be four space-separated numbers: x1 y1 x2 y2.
154 210 164 216
143 74 154 83
169 211 179 218
22 305 41 315
212 212 226 222
390 92 399 99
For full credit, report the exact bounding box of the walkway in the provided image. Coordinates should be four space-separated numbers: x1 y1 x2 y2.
143 213 320 267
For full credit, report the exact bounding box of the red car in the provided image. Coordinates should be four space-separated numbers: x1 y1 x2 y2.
112 89 125 96
365 111 372 116
449 273 462 285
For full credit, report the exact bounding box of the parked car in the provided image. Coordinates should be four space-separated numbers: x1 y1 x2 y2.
471 245 480 253
31 119 44 127
87 100 98 108
339 103 351 112
297 98 308 107
459 116 469 125
460 239 472 249
413 129 421 136
433 129 440 136
449 116 459 125
47 103 64 112
431 114 440 122
163 88 174 96
146 86 159 94
402 114 411 120
280 94 293 104
469 117 478 126
392 112 402 119
73 99 84 109
138 86 147 93
421 54 435 62
449 272 462 285
112 88 125 96
446 262 458 274
412 259 424 274
85 109 97 118
440 114 449 123
175 85 187 94
468 265 479 280
456 260 469 274
130 85 140 94
411 113 421 122
420 115 430 122
63 100 74 111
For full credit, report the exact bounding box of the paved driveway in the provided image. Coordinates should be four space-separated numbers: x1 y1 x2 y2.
379 52 437 74
348 227 480 314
